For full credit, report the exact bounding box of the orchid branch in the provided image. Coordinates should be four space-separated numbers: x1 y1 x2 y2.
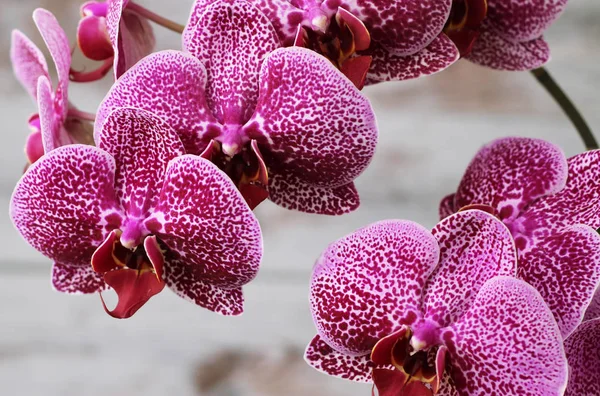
532 67 598 150
127 2 185 34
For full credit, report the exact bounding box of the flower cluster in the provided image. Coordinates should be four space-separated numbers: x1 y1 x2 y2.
9 0 599 394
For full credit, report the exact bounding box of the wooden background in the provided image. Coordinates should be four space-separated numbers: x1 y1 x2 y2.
0 1 598 394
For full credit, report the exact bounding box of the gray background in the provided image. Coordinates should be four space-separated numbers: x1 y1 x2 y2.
0 1 598 394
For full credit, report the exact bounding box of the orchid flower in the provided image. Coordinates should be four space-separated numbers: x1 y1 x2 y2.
440 137 600 338
443 0 567 70
10 107 262 319
563 318 600 396
73 0 156 81
183 0 461 88
11 9 94 165
95 0 378 215
305 210 567 395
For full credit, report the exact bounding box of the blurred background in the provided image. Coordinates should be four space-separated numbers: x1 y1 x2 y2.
0 1 598 395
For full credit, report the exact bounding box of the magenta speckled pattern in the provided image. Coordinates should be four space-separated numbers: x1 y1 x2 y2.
150 155 262 288
51 262 107 294
10 30 49 101
106 0 155 78
366 34 459 84
454 137 568 222
268 173 359 215
486 0 568 42
37 76 63 152
564 318 600 396
96 50 218 154
446 277 567 395
249 47 377 188
466 20 551 71
164 256 246 316
517 225 600 338
98 108 185 219
184 0 281 124
584 287 600 321
10 145 121 268
304 335 376 382
425 210 517 328
439 193 456 220
310 220 440 355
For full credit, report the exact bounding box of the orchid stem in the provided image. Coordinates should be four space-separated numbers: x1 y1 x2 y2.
531 67 598 150
127 2 185 34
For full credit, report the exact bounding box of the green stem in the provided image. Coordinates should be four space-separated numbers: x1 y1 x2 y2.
127 2 185 34
531 67 598 150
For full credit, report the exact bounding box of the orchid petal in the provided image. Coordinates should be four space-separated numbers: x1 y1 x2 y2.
310 220 440 355
438 193 456 220
10 145 122 268
454 137 567 222
106 0 156 78
33 9 71 117
564 318 600 396
149 155 262 289
466 22 550 71
304 335 374 382
96 50 218 154
98 108 185 221
424 210 517 327
37 76 66 154
10 30 49 101
164 255 245 316
446 276 567 395
518 225 600 339
324 0 452 56
365 34 459 84
77 15 113 61
486 0 567 43
268 171 359 215
584 286 600 322
246 47 377 190
241 0 302 46
184 0 281 124
519 150 600 237
51 261 107 294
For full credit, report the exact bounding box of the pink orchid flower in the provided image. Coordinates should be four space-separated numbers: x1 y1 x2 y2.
11 9 94 165
184 0 460 88
441 137 600 338
305 210 568 395
444 0 568 70
73 0 155 81
10 107 262 319
563 318 600 396
95 0 378 215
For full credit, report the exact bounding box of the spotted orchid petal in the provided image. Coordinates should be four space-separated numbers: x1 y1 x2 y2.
424 210 517 328
37 76 71 154
97 107 185 226
486 0 568 43
438 193 456 220
453 137 567 222
96 50 218 154
365 34 459 84
33 9 71 117
584 287 600 321
245 47 377 212
10 30 49 101
304 335 375 382
517 225 600 339
148 155 262 293
310 220 440 355
519 150 600 237
51 261 107 294
564 318 600 396
106 0 155 78
445 276 568 395
268 173 359 215
10 145 122 269
323 0 452 57
183 0 281 125
466 21 551 71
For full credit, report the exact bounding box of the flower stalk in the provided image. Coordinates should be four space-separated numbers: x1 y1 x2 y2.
127 2 184 34
532 67 598 150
